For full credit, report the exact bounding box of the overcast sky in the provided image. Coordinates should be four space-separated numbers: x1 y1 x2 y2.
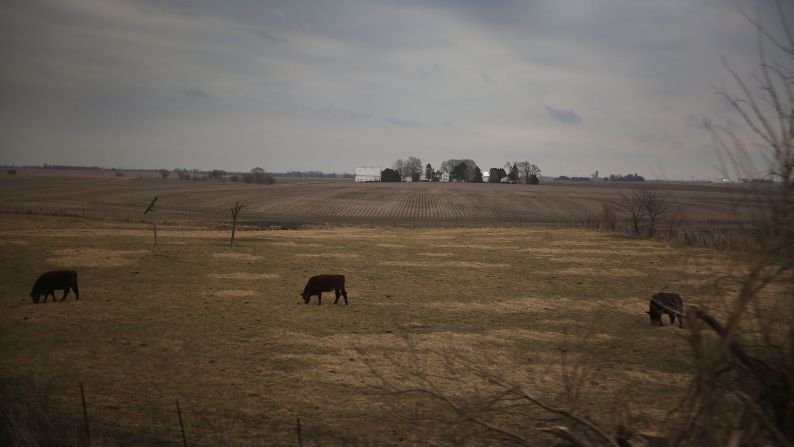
1 0 791 179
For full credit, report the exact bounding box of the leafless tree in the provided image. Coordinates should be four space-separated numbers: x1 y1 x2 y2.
158 169 170 179
638 189 671 237
392 158 406 175
393 157 423 181
612 190 647 236
516 162 541 184
678 3 794 445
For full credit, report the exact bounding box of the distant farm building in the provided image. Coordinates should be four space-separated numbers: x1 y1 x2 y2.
355 168 382 182
440 172 450 182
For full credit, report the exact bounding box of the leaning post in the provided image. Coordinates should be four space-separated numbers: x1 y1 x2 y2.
230 201 244 246
144 196 158 245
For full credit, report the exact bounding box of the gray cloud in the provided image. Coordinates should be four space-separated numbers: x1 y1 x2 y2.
186 87 212 99
686 114 712 131
544 106 583 125
0 0 789 179
385 116 422 128
247 28 288 43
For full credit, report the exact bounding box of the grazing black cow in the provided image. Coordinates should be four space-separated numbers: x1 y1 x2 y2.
648 292 683 327
300 274 348 305
30 270 80 303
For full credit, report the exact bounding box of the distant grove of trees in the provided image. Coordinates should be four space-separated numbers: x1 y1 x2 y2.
555 173 646 182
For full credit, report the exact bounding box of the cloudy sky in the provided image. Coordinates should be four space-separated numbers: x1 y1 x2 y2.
0 0 791 179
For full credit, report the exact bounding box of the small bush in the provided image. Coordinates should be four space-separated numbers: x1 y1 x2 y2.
113 169 124 177
7 169 16 175
600 202 618 230
230 175 239 182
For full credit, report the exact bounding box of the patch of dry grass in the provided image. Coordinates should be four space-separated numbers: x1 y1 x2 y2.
211 252 262 261
208 273 280 281
380 260 509 269
210 289 257 298
47 248 149 268
0 215 755 446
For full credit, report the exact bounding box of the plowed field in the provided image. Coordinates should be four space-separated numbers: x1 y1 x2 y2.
0 170 764 227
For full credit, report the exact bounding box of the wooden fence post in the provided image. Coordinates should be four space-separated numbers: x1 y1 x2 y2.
80 383 90 446
176 400 188 447
230 201 244 246
144 196 158 245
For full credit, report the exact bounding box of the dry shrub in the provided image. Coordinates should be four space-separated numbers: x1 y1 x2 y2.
0 379 90 446
600 202 618 231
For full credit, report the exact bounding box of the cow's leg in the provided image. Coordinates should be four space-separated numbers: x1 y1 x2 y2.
317 292 322 305
61 288 70 301
669 313 676 326
334 289 341 304
342 289 348 305
42 293 48 303
73 285 80 300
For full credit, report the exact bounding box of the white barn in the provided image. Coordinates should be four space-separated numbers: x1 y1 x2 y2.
355 167 382 182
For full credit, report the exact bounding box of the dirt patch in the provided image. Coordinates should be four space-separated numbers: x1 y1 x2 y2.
269 241 323 247
211 289 257 298
519 247 668 256
431 244 498 250
211 252 262 262
294 253 362 259
556 267 647 277
0 240 29 246
376 243 405 248
208 273 280 281
381 260 508 269
47 248 149 268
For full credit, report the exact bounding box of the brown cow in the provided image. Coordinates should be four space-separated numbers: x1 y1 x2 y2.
648 292 683 327
30 270 80 303
300 274 348 305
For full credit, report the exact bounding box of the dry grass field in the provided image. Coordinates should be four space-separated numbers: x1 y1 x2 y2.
0 171 780 445
0 169 763 227
0 211 767 445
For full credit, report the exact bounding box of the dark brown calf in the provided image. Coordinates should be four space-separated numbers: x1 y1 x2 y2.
30 270 80 303
300 274 348 305
648 292 683 327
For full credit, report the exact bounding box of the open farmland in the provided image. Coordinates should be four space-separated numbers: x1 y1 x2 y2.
0 210 781 445
0 170 765 227
0 172 784 445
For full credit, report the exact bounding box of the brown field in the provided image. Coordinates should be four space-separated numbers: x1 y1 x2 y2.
0 169 765 227
0 171 774 445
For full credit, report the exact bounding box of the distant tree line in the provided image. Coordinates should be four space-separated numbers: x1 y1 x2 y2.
554 173 645 182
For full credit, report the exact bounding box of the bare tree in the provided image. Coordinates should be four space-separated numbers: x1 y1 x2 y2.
158 169 170 179
392 159 406 176
612 190 647 235
677 4 794 445
516 162 541 184
405 156 423 181
638 189 671 237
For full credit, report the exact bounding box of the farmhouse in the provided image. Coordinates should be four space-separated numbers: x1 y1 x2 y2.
355 167 382 182
439 172 450 182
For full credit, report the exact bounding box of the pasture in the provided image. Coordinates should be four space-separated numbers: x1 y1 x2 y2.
0 211 759 445
1 171 779 445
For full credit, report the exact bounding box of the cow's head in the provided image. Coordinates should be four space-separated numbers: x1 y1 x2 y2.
299 292 310 304
647 308 662 326
30 290 40 304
